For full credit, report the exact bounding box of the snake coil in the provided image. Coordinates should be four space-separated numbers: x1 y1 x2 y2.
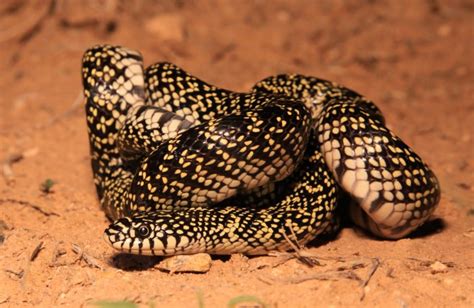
81 45 440 256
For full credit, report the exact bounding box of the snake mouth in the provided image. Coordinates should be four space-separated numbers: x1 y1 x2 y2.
103 230 149 255
103 217 135 253
103 228 126 250
102 230 185 256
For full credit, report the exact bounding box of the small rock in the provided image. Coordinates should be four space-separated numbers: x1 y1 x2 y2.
157 253 212 273
145 13 185 42
430 261 448 274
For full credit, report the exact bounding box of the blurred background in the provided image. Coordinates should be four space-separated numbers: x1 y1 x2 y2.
0 0 472 307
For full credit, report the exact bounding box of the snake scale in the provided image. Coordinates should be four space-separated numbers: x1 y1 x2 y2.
81 45 440 256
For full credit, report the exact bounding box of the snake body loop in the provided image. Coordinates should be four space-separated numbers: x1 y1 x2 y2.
82 45 440 256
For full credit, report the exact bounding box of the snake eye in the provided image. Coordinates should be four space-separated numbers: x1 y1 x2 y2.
137 225 151 238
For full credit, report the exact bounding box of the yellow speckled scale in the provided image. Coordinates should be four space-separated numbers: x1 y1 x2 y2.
82 45 440 256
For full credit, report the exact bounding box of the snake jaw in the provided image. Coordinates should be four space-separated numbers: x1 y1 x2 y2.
103 217 133 253
104 215 197 256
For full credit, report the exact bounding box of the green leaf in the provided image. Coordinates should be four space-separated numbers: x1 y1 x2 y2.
227 295 266 308
40 178 55 193
93 300 138 308
196 290 205 308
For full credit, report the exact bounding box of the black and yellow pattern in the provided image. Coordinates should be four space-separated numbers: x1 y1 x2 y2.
82 45 440 256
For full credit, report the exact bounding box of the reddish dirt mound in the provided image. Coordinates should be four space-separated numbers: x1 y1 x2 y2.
0 1 473 307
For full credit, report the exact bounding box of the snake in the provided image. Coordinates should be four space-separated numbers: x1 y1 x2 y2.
81 45 440 256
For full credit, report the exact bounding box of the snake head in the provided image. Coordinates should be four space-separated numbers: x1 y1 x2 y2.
104 216 165 256
103 213 203 256
104 216 151 255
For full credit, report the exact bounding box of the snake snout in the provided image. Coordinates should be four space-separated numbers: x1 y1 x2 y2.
103 218 133 251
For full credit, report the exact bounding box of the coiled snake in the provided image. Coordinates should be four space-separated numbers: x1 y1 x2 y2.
82 45 440 256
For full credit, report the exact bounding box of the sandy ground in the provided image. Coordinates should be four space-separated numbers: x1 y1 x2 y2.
0 0 473 307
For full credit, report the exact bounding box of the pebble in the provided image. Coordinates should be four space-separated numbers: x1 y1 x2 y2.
430 261 448 274
156 253 212 273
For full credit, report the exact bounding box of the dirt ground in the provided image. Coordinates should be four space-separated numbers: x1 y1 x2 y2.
0 0 473 307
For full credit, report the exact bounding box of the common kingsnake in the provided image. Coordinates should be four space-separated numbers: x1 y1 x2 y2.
81 45 440 256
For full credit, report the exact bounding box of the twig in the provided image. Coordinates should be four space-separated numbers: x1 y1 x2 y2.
50 242 67 266
0 0 54 44
386 267 395 278
265 270 362 285
288 223 302 250
256 276 274 285
0 296 10 305
270 250 346 262
4 269 24 280
37 91 83 129
281 226 320 267
264 252 295 268
212 43 236 62
282 232 301 254
463 228 474 238
359 258 380 301
71 243 104 270
263 253 379 301
361 258 380 287
2 153 22 183
19 0 55 43
2 148 38 184
0 198 59 217
30 241 44 262
336 260 367 272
